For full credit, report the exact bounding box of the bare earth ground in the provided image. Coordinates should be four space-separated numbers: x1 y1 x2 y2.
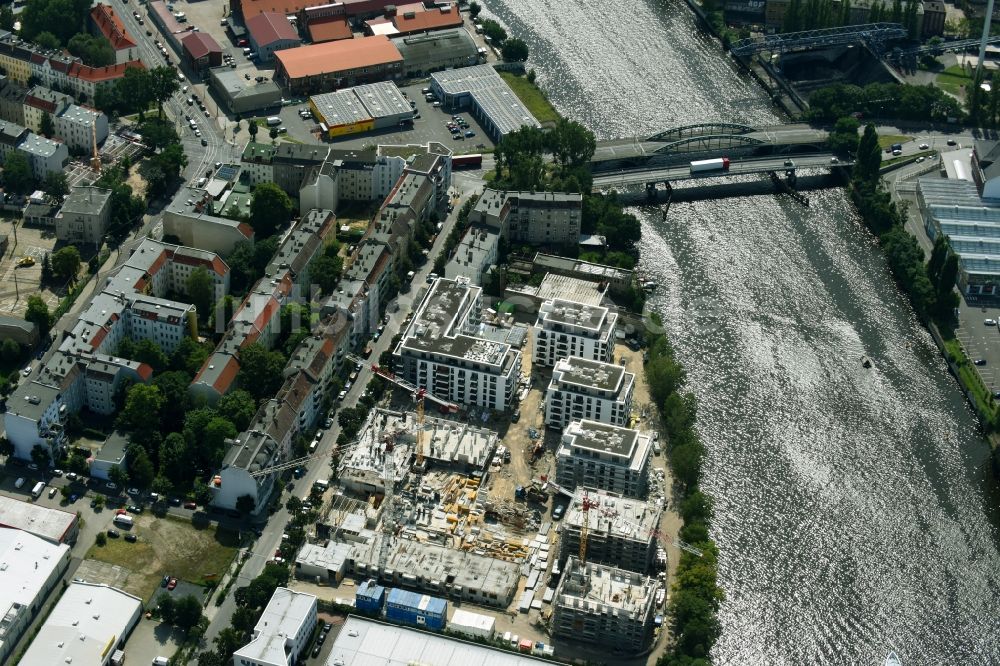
85 514 239 602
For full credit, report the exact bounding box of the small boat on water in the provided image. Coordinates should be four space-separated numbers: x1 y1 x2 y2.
885 651 902 666
861 355 874 369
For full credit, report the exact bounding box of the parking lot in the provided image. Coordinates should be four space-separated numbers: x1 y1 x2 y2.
0 217 62 318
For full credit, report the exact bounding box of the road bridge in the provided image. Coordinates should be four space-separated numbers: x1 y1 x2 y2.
730 23 907 57
592 123 830 168
591 153 852 191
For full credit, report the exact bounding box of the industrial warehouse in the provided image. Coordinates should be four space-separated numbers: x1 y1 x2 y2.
430 64 542 141
309 81 414 138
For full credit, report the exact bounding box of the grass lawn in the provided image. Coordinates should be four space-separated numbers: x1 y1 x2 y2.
881 150 934 169
86 515 239 603
877 134 913 150
936 65 972 98
499 72 561 125
943 337 998 419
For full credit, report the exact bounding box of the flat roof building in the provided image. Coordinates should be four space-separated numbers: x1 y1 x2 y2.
326 616 554 665
557 420 653 500
532 251 634 294
557 488 660 572
469 188 582 246
430 65 541 141
0 527 72 665
19 582 142 666
552 556 657 653
544 356 635 430
394 277 522 411
209 66 283 114
364 2 463 37
275 35 403 94
533 298 617 367
233 587 318 666
392 28 480 77
0 494 79 544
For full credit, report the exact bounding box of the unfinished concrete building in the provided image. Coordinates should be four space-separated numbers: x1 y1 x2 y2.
552 556 657 653
346 535 521 608
557 489 660 573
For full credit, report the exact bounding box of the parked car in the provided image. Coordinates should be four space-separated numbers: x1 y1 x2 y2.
985 319 996 327
161 575 171 587
975 358 987 366
552 504 565 520
66 472 78 481
107 529 120 538
511 409 521 423
124 533 137 542
14 477 25 488
106 482 118 491
167 577 178 590
128 505 144 514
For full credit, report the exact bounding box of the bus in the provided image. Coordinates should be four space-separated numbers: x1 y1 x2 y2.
452 153 483 169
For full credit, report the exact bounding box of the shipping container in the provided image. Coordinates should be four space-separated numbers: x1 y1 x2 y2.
385 588 447 631
519 638 534 653
355 579 386 614
449 609 495 639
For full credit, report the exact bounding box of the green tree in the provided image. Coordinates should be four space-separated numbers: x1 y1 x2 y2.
20 0 93 43
231 605 258 636
173 595 205 632
186 267 215 320
469 1 481 18
96 532 107 546
927 236 949 287
548 118 597 170
159 432 191 488
501 37 529 62
149 66 181 119
217 390 257 431
40 253 53 284
25 295 52 337
43 171 69 198
67 33 115 67
152 371 192 430
827 116 860 156
4 151 35 194
247 121 258 140
30 443 51 468
853 124 882 185
133 339 169 374
310 253 343 294
0 4 14 30
479 18 507 44
203 418 237 468
0 339 21 363
138 118 180 151
39 111 54 138
117 384 165 434
34 30 60 49
156 593 177 623
170 337 210 377
249 182 293 238
51 246 81 283
152 474 174 497
236 494 256 515
109 464 129 488
129 446 155 488
237 343 286 400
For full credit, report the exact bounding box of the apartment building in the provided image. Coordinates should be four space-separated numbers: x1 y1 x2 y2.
556 489 660 572
22 84 72 133
53 185 112 246
544 356 635 429
556 420 653 499
53 104 108 152
532 298 617 367
18 132 68 178
233 588 317 666
394 277 522 411
90 3 139 63
469 188 583 246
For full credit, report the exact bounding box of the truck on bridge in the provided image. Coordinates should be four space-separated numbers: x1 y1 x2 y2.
690 157 730 174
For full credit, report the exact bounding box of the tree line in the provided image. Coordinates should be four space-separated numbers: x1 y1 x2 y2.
781 0 921 37
807 82 964 124
645 314 723 666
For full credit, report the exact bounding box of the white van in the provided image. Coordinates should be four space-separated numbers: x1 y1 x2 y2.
195 177 207 187
32 481 45 499
266 116 281 126
152 657 170 666
113 514 134 527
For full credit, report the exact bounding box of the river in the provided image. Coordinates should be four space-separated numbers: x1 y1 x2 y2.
480 0 1000 663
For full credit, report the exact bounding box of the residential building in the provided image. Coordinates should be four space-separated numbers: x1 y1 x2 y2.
22 85 73 133
430 65 541 141
394 277 522 411
241 140 277 185
18 132 69 179
470 188 583 246
299 160 339 212
246 11 301 62
90 3 138 63
271 143 333 194
19 582 142 666
0 314 38 346
923 0 946 36
556 420 653 499
90 430 130 481
0 119 28 161
551 557 656 653
532 298 617 367
162 199 255 256
182 32 223 71
53 185 112 247
543 356 635 429
0 76 26 125
233 588 317 666
556 489 660 572
275 35 403 94
0 528 72 665
444 226 499 286
53 104 108 152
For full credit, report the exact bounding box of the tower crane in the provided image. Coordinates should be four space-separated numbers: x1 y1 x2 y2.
377 430 398 576
542 479 616 564
89 119 101 172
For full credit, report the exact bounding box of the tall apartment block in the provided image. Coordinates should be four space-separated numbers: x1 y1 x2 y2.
532 298 617 367
544 356 634 430
556 489 660 572
556 420 653 498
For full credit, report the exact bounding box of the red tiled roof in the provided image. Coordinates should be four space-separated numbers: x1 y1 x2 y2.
307 16 352 42
182 32 223 60
246 11 299 47
72 59 145 83
24 94 56 114
390 2 461 34
238 222 255 239
211 256 229 277
90 4 138 51
135 363 154 381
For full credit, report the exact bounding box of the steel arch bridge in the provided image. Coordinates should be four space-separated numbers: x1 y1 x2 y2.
652 134 766 155
647 123 755 143
730 23 907 57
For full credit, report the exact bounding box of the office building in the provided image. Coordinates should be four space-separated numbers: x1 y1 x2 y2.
543 356 634 429
532 298 617 367
0 528 72 665
233 587 317 666
19 582 142 666
394 277 522 411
